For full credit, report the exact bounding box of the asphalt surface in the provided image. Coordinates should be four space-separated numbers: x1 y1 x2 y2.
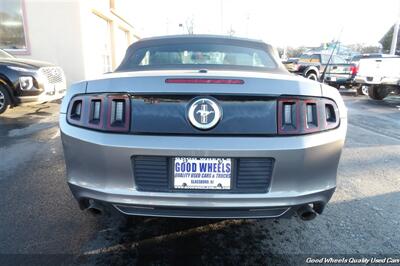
0 95 399 265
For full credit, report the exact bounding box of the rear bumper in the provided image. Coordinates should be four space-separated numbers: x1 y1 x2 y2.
69 183 335 218
60 114 346 218
354 75 400 86
325 77 355 86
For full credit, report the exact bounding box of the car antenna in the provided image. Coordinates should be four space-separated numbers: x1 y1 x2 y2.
320 28 343 83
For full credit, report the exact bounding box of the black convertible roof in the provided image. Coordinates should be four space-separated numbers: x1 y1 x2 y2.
130 35 272 50
116 34 288 74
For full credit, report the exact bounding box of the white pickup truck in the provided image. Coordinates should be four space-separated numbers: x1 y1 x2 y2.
355 56 400 100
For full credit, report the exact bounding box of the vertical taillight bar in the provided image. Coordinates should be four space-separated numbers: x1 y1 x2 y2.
67 96 85 126
277 99 300 134
106 95 131 132
303 100 320 133
87 96 104 129
324 102 339 130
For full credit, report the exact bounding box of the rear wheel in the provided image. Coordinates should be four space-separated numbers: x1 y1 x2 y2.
305 72 318 81
356 85 368 96
368 85 389 100
0 85 11 114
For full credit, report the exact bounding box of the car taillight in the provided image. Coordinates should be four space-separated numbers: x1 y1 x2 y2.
67 94 130 132
350 65 358 75
277 97 339 135
106 95 130 132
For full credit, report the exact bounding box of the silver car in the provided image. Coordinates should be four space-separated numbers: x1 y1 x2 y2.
60 35 347 220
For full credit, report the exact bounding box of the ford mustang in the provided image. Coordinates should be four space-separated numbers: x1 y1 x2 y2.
60 35 347 220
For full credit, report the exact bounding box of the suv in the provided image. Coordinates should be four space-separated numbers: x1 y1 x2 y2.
0 49 66 114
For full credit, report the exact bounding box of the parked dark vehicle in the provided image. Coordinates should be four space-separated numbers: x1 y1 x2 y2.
283 53 358 89
0 49 66 114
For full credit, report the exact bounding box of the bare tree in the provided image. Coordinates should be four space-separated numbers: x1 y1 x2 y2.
285 46 308 58
185 17 194 35
380 24 400 54
347 43 381 54
227 25 235 36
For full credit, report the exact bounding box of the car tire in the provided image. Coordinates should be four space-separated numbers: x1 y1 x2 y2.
306 72 318 81
360 85 369 96
368 85 389 100
355 85 368 96
0 85 11 115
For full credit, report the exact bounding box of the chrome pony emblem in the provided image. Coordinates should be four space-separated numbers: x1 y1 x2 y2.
188 98 222 130
197 103 215 123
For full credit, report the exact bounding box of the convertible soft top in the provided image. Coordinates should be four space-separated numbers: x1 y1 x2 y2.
116 35 288 74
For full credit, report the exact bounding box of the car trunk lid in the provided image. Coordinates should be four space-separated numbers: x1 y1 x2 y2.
85 70 322 96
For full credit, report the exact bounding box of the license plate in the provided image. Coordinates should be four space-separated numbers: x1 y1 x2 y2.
173 157 232 190
330 77 337 82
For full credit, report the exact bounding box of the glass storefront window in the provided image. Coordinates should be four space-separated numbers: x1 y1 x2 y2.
115 27 129 66
0 0 29 51
88 13 112 75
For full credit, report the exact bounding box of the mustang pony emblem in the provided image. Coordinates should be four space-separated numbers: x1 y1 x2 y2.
188 98 222 130
196 104 215 124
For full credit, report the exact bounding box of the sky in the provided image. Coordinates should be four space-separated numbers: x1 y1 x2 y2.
124 0 400 48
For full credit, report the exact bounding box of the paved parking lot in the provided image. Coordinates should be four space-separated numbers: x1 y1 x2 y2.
0 95 399 265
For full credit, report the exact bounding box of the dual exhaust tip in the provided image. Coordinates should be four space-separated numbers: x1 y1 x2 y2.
82 199 103 215
296 204 318 221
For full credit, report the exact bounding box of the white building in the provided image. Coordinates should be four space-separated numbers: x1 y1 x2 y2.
0 0 140 85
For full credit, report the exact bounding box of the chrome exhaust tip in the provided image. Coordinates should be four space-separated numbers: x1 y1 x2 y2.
86 199 103 215
297 204 317 221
